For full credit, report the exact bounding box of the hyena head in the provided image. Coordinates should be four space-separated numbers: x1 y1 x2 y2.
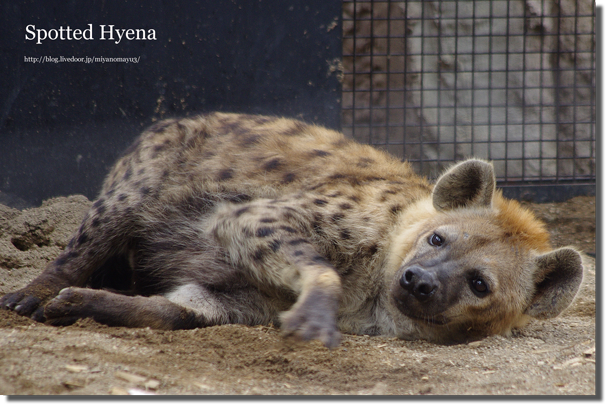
387 159 584 344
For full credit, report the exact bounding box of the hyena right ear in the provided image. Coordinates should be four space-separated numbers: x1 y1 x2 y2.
432 159 496 211
524 248 584 319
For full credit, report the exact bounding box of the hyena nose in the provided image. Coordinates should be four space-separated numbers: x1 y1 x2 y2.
400 266 439 302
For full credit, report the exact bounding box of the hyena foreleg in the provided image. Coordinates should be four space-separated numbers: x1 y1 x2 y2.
210 200 343 348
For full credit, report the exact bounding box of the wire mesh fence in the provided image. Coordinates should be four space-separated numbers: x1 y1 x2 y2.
341 0 596 200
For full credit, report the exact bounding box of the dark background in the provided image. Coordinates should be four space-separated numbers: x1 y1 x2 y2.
0 0 343 208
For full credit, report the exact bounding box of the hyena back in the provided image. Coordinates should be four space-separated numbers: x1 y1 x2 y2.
0 112 583 347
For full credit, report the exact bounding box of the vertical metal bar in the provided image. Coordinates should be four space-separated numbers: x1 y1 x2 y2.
554 1 561 184
436 2 442 173
453 0 459 163
572 0 578 181
521 0 527 181
403 0 409 161
369 0 374 145
351 0 357 140
385 0 391 149
539 0 545 181
351 0 358 139
505 0 511 182
589 1 597 180
419 1 425 173
470 0 475 158
487 0 493 163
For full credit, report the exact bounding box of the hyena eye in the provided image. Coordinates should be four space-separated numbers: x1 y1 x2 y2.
470 277 489 297
428 233 444 247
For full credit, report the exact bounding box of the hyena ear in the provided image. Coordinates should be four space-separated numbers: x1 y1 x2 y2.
432 159 496 211
524 248 584 319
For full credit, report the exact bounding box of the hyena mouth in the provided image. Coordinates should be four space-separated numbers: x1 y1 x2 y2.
392 295 450 325
408 314 450 326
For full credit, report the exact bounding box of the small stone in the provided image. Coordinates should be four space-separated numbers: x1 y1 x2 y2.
114 371 147 384
143 379 160 390
561 357 584 368
532 348 555 354
193 381 213 391
65 364 88 373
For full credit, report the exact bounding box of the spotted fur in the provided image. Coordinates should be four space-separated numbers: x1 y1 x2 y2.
1 112 583 347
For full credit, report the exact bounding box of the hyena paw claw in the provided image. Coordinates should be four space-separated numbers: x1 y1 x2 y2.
0 291 44 319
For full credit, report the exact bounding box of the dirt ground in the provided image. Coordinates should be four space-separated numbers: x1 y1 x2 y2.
0 195 597 396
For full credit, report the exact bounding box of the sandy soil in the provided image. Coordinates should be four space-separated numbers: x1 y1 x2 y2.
0 195 596 396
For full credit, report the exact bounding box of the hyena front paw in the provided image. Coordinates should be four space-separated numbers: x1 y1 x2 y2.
280 288 342 349
1 288 49 322
44 287 96 326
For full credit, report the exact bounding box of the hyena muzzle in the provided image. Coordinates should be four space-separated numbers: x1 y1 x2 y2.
0 112 583 348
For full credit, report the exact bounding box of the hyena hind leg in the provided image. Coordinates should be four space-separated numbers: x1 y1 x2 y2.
0 195 141 319
43 287 215 330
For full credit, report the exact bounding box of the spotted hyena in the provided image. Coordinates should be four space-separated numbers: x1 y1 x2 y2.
1 112 583 347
